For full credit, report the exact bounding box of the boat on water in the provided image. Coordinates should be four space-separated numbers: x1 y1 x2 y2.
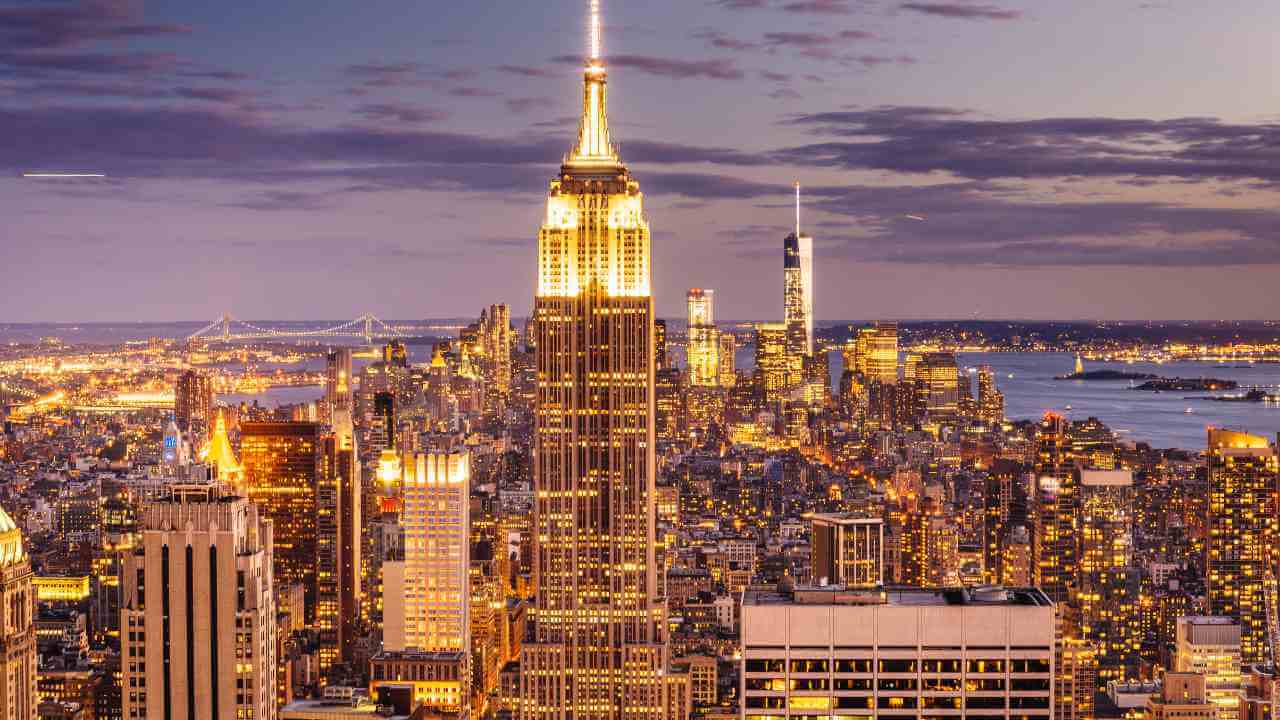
1185 408 1194 414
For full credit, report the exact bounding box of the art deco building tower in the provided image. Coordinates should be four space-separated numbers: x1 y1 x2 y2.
521 3 669 718
0 507 36 720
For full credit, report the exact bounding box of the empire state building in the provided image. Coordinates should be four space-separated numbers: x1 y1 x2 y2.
520 2 669 719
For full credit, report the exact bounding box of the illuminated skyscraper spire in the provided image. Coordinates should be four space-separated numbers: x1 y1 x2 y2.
795 181 802 237
570 0 617 165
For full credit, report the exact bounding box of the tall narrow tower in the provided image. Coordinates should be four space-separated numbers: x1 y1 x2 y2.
522 2 668 718
783 183 814 358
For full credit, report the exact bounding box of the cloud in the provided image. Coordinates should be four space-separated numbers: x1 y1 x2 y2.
692 29 759 52
552 54 744 80
779 106 1280 184
353 103 448 124
343 62 425 88
0 0 189 50
794 181 1280 267
173 86 254 104
505 97 554 114
447 86 501 98
496 64 555 78
780 0 855 14
899 3 1022 20
226 190 333 212
0 49 179 75
0 104 774 201
713 0 769 9
181 69 250 82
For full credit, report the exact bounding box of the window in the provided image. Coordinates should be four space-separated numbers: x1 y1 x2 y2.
878 678 917 691
1010 659 1051 673
878 696 917 709
791 678 829 691
1011 697 1051 710
835 658 873 673
791 659 829 673
878 659 917 673
966 697 1006 710
745 658 785 673
834 678 873 691
967 659 1006 674
1012 678 1051 692
922 697 962 710
966 679 1005 692
921 659 962 673
836 697 873 709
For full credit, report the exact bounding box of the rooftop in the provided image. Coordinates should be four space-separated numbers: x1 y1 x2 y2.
744 585 1053 608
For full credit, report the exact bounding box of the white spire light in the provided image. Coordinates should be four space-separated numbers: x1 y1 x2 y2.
590 0 601 61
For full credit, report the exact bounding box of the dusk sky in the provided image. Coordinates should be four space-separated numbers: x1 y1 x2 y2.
5 0 1279 323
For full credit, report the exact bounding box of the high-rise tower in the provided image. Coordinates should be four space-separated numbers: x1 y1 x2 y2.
1206 429 1278 666
783 184 814 358
687 289 719 387
521 2 668 718
0 507 36 720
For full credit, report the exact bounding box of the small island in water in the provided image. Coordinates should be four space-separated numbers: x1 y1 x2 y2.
1055 369 1159 381
1133 377 1239 392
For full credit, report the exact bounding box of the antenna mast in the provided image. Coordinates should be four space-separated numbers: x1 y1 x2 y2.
590 0 601 61
795 181 801 237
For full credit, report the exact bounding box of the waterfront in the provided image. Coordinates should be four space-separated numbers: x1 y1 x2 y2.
956 352 1279 451
3 324 1276 452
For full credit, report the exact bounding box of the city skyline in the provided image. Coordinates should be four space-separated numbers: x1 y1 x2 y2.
6 0 1280 322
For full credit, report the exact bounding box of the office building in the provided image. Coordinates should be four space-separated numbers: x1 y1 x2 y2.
324 348 353 429
1206 430 1277 666
1056 638 1097 720
174 370 213 435
379 450 471 713
865 322 899 386
810 514 883 588
688 289 719 388
1176 617 1243 720
741 586 1055 720
654 319 668 370
718 331 737 389
1147 673 1216 720
1032 413 1077 604
783 185 814 358
240 421 322 623
521 8 669 718
317 433 361 674
0 506 36 720
755 323 794 407
976 365 1005 424
121 484 277 720
918 352 960 420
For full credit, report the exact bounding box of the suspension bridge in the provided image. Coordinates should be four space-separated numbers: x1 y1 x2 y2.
186 314 411 344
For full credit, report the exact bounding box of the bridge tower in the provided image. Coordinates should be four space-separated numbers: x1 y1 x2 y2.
362 314 374 345
221 314 232 341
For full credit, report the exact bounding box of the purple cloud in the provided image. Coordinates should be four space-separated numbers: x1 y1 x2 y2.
0 0 189 50
505 97 555 114
899 3 1022 20
780 0 855 14
780 106 1280 184
353 103 448 124
496 64 555 78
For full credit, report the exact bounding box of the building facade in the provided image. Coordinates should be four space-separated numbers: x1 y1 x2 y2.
0 506 37 720
521 10 669 718
1205 430 1277 666
120 485 277 720
740 586 1055 720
